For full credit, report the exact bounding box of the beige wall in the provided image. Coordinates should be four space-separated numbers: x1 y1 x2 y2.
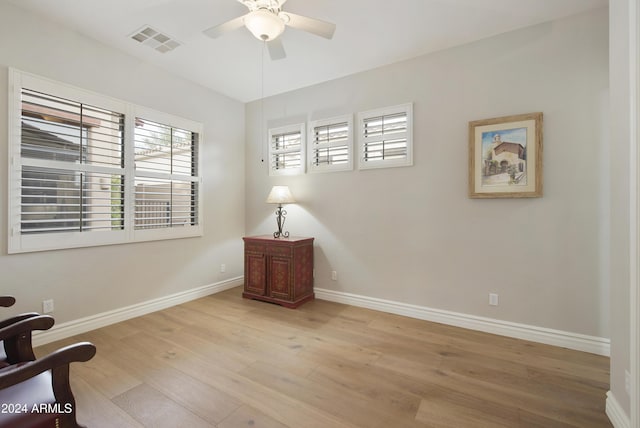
246 8 610 337
0 2 246 323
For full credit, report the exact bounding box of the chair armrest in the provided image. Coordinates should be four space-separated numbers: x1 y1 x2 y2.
0 297 16 308
0 342 96 389
0 315 54 342
0 315 55 363
0 312 40 330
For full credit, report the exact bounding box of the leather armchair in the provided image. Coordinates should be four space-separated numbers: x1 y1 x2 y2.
0 342 96 428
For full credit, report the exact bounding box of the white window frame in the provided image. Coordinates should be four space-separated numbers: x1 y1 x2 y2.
357 103 413 170
308 115 353 173
268 123 305 176
7 69 203 254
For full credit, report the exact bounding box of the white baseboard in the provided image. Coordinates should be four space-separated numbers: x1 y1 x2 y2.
33 276 243 347
315 288 611 356
606 391 631 428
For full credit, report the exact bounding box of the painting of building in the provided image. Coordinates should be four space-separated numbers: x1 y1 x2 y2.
481 129 527 185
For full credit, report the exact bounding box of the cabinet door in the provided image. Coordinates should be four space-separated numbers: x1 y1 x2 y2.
245 253 267 295
269 256 292 300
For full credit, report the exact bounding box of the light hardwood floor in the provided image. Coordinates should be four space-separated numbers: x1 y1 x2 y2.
35 287 612 428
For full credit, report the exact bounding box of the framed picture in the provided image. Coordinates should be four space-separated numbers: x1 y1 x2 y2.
468 112 543 198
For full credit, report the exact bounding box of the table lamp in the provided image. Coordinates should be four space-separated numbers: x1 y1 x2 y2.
266 185 295 238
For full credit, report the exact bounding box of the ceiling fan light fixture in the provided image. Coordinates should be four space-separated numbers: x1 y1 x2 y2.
244 9 285 41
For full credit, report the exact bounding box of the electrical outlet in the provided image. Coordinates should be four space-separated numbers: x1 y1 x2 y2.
331 271 338 281
489 293 499 306
220 264 226 273
625 370 631 394
42 299 54 314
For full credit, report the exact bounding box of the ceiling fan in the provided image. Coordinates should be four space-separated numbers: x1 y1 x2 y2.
203 0 336 60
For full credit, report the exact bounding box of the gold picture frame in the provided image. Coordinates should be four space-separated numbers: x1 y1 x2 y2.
468 112 543 198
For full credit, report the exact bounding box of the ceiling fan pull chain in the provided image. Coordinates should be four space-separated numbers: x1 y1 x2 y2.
260 40 266 163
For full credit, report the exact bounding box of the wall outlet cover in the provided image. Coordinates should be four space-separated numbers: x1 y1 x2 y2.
489 293 499 306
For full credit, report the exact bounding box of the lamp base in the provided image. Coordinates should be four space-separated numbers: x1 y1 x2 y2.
273 205 290 239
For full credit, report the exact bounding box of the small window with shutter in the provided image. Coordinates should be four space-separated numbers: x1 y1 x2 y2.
357 103 413 170
268 123 305 176
308 115 353 173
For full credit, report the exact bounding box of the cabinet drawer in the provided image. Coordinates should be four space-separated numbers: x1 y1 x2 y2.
245 243 266 253
266 245 292 257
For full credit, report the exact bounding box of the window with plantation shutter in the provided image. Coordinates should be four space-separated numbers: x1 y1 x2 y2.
357 103 413 170
19 88 125 236
308 115 353 173
8 69 202 253
134 117 199 230
268 123 305 176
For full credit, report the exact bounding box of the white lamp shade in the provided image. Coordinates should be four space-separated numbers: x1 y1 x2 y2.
266 186 295 204
244 10 285 41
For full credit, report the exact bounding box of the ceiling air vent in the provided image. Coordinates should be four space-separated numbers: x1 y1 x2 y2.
130 26 181 53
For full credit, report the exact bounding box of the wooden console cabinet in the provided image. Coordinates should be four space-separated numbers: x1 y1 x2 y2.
242 236 314 308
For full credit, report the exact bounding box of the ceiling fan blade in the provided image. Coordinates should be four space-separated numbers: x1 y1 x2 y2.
268 38 286 60
203 15 246 39
282 12 336 39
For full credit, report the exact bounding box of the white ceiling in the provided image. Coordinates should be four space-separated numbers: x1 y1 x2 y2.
9 0 607 102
